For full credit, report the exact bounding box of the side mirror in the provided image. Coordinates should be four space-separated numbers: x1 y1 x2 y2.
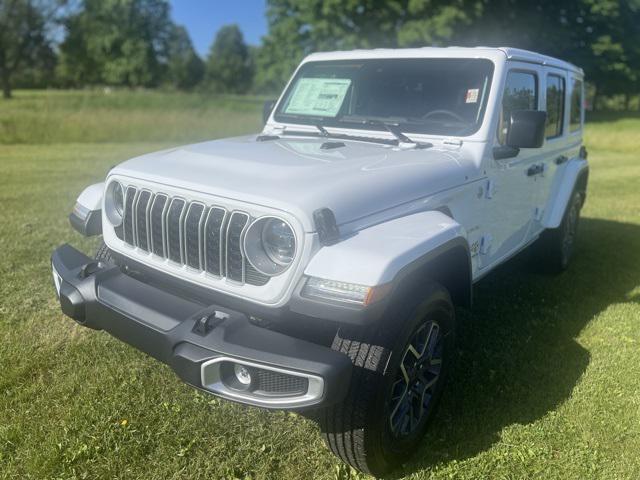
263 99 276 124
506 110 547 149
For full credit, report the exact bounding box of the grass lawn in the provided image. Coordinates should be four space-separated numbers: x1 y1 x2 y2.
0 90 639 479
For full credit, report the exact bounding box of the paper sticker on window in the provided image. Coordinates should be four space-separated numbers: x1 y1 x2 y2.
465 88 479 103
284 78 351 117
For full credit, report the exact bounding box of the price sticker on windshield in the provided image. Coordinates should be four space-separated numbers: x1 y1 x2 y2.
465 88 479 103
284 78 351 117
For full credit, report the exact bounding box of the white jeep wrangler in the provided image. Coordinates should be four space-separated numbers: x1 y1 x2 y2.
52 47 588 476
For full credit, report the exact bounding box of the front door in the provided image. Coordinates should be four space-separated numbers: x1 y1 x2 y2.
478 66 543 270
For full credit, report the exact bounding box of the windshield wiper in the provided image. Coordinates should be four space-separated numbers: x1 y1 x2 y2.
315 124 330 137
363 119 432 148
269 114 428 147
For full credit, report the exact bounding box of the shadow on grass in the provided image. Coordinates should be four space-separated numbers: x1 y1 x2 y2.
391 217 640 477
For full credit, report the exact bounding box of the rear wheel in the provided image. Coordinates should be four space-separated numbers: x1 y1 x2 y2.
319 282 455 476
537 190 582 273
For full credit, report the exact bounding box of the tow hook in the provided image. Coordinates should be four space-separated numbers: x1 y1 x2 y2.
193 311 229 336
79 261 103 279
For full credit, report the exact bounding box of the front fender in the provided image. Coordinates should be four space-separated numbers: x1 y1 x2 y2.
69 182 104 236
304 210 468 286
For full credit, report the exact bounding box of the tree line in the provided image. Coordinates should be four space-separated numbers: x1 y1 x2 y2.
1 0 639 108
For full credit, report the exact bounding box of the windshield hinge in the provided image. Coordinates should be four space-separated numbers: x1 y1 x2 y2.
263 124 285 136
443 138 463 149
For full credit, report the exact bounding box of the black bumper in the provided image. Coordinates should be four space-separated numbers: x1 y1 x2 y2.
51 244 352 410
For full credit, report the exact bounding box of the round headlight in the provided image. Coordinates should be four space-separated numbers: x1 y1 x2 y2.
262 218 295 266
244 217 296 276
105 181 124 227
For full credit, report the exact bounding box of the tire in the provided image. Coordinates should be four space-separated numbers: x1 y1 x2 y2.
537 190 582 273
95 241 115 264
319 282 456 476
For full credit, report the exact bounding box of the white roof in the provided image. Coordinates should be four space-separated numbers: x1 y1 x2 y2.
304 46 583 75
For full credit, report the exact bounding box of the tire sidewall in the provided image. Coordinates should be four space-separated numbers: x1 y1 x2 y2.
365 283 456 472
559 191 582 269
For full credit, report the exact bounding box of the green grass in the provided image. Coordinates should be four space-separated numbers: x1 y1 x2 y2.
0 90 639 479
0 89 265 144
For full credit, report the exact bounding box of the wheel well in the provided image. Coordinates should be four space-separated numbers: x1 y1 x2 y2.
392 244 472 309
576 169 589 207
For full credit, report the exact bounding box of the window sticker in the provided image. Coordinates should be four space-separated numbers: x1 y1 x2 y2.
465 88 479 103
284 78 351 117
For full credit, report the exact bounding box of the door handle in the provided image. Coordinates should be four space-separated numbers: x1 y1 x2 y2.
526 164 543 176
555 155 568 165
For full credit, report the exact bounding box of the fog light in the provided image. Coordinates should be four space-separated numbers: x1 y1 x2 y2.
234 364 252 386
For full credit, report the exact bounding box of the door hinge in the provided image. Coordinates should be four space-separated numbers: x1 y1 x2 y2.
534 207 543 220
485 180 497 199
480 234 493 255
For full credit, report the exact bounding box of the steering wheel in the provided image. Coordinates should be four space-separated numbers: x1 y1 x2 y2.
422 109 466 123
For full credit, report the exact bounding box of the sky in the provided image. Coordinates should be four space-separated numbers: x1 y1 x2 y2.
169 1 268 57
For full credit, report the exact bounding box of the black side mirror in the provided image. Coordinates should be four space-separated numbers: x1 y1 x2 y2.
506 110 547 149
263 99 276 124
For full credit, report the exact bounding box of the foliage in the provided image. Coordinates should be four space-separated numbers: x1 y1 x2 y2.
1 0 639 103
255 0 640 99
456 0 640 106
166 25 204 90
57 0 174 87
254 0 480 93
0 0 58 98
205 24 254 94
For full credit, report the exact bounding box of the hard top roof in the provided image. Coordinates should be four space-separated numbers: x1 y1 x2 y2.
303 46 583 75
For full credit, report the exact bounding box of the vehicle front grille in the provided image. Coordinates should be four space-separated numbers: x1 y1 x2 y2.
121 186 269 286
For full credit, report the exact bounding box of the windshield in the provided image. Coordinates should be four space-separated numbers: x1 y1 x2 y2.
274 58 494 137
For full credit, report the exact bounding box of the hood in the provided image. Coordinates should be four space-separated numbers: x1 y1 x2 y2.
111 134 478 232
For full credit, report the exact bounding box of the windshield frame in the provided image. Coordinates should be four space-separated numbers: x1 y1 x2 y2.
273 57 495 138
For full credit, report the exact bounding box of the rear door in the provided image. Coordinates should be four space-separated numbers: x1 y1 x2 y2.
532 69 583 235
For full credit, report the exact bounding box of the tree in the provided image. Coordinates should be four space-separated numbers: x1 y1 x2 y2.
0 0 58 99
166 25 204 90
454 0 640 109
254 0 480 93
57 0 173 87
255 0 640 104
205 25 253 94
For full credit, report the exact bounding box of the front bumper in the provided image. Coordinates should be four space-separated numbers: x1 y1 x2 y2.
51 244 352 409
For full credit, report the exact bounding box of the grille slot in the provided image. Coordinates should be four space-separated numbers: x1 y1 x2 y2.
150 194 168 257
166 198 186 263
123 186 137 245
184 202 205 269
118 187 270 286
135 190 152 251
204 207 226 276
226 212 248 283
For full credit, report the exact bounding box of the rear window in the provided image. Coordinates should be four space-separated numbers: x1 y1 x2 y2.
545 74 565 139
570 79 583 132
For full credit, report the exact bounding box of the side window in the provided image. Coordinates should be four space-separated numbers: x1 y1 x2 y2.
570 78 583 132
545 74 565 139
498 71 538 144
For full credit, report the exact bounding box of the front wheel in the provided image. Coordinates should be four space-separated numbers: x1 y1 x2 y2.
319 282 455 476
